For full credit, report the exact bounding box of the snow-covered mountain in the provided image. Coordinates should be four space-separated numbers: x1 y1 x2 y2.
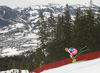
0 3 99 57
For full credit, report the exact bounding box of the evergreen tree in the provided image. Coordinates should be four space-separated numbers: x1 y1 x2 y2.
45 12 57 63
94 7 100 51
48 12 56 41
72 7 83 49
38 12 48 47
86 7 95 51
34 48 44 68
54 15 65 60
13 61 16 69
37 12 48 64
78 13 88 48
63 4 72 48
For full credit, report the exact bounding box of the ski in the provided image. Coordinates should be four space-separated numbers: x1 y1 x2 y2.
72 46 89 63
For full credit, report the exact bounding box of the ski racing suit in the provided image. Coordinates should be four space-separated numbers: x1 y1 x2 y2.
68 48 78 58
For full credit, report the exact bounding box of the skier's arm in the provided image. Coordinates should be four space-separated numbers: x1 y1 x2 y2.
68 50 73 56
68 49 72 54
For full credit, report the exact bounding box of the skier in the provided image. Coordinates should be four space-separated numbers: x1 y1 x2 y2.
65 47 78 59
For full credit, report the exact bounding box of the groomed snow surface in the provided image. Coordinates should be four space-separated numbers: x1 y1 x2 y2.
41 58 100 73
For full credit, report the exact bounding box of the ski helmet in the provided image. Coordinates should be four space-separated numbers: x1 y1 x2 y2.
65 47 68 51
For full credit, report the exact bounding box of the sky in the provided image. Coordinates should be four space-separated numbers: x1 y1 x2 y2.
0 0 100 8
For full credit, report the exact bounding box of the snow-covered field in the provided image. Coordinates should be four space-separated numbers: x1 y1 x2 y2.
41 58 100 73
1 47 29 57
0 69 29 73
0 22 38 57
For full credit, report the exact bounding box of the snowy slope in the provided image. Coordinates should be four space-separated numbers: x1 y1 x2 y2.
0 23 38 57
41 58 100 73
0 69 29 73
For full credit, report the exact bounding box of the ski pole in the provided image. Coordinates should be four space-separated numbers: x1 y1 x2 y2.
74 48 89 58
79 46 87 53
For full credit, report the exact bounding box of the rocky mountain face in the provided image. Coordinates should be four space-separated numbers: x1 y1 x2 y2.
0 6 21 27
0 3 99 57
0 6 20 19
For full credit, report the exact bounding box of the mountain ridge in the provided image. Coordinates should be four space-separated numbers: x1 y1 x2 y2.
0 3 99 57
